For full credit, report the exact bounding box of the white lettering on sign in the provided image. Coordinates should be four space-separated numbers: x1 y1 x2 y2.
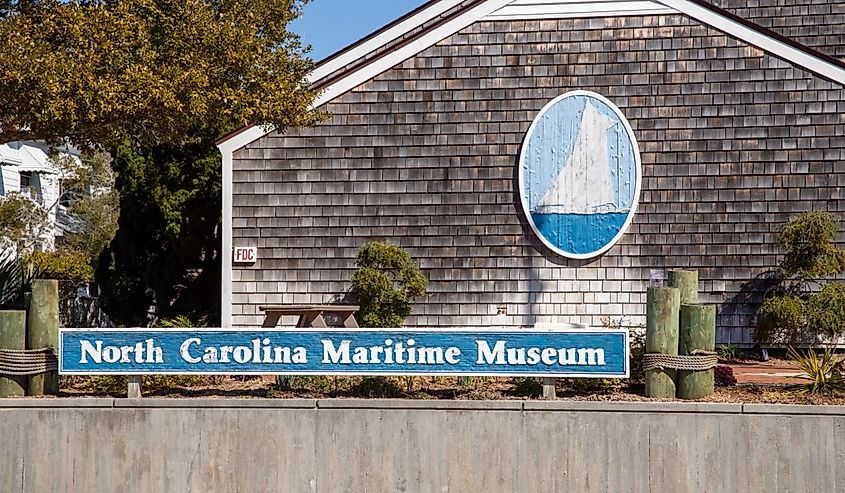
320 338 462 365
233 247 257 264
475 340 605 366
79 339 163 364
180 337 307 365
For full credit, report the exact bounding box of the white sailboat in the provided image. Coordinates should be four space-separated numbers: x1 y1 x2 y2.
535 102 624 215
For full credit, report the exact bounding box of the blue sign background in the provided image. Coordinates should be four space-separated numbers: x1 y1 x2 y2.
60 329 629 378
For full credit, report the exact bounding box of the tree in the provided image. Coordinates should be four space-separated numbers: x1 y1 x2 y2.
0 0 320 148
754 212 845 344
0 192 49 256
53 151 120 265
95 137 223 325
0 1 321 325
351 242 427 328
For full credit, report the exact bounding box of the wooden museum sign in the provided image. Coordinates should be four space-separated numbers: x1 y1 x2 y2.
59 328 629 378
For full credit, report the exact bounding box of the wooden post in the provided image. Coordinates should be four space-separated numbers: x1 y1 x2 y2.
127 376 142 399
27 279 60 396
0 310 27 397
645 287 680 398
677 304 717 400
667 270 698 305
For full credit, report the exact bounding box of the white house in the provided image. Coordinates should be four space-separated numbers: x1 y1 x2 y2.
0 141 74 251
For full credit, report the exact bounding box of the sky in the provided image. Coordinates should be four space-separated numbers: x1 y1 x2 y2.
290 0 429 62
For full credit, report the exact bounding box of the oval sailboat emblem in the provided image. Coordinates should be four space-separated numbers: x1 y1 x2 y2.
518 91 642 259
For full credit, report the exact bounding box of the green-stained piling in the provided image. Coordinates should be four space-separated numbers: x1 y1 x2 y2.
27 280 59 395
667 270 699 305
0 310 27 397
645 287 680 398
677 304 717 400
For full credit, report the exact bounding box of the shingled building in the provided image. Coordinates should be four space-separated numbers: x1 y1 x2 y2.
217 0 845 346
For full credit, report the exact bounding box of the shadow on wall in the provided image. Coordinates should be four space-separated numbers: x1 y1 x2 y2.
717 272 780 345
511 155 604 328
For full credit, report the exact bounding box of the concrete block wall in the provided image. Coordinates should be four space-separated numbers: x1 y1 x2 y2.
231 13 845 344
1 399 844 492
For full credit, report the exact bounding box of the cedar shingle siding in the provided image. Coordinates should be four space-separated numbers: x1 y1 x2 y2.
714 0 845 61
231 13 845 345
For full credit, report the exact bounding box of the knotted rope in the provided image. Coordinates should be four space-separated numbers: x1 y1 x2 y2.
642 350 718 372
0 348 58 376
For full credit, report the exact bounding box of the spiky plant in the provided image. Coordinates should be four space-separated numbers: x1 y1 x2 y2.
787 346 845 395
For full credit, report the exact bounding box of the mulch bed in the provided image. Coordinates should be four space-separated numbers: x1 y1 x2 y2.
49 373 845 405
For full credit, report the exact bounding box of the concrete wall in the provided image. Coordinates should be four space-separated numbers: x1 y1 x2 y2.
230 12 845 345
1 399 843 492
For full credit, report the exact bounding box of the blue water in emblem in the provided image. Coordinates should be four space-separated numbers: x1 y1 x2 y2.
531 212 628 255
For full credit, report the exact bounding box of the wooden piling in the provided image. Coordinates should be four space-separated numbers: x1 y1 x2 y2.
0 310 27 397
27 279 60 396
677 304 717 400
645 287 680 398
667 270 699 305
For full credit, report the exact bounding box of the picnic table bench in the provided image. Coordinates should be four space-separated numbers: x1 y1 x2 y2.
259 305 360 329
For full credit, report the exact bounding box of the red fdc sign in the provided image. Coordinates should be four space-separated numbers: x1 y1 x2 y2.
233 247 257 264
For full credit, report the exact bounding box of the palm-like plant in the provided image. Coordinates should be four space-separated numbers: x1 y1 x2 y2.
787 346 845 395
0 250 35 310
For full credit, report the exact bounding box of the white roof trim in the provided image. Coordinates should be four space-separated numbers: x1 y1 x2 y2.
218 0 513 155
218 0 845 155
486 1 675 20
308 0 467 83
657 0 845 85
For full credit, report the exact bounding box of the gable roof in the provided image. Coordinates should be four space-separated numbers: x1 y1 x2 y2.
712 0 845 62
217 0 845 153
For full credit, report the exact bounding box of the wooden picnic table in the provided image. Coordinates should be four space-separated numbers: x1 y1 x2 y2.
259 304 360 329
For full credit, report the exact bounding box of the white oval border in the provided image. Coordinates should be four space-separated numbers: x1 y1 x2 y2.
517 90 642 260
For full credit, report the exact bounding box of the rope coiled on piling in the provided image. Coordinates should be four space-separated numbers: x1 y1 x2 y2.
0 348 58 376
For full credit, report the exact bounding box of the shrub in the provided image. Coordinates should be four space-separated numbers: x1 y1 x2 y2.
154 314 209 328
27 250 94 282
511 377 542 398
754 212 845 344
718 344 742 362
714 365 737 387
787 346 845 396
351 241 427 328
628 329 646 384
353 376 402 397
567 378 624 392
601 316 646 384
82 375 205 396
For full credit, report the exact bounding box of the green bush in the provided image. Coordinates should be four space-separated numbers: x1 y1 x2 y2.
82 375 205 396
351 241 426 328
353 376 402 397
27 250 94 282
718 344 742 362
511 377 542 398
755 212 845 344
567 378 624 392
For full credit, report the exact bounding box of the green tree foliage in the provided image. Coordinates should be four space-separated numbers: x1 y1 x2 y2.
54 152 120 266
95 138 223 325
755 212 845 344
351 242 427 328
0 192 49 256
27 250 94 282
0 1 321 325
0 0 320 148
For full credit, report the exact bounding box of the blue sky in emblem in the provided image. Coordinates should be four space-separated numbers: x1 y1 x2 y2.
522 95 637 211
